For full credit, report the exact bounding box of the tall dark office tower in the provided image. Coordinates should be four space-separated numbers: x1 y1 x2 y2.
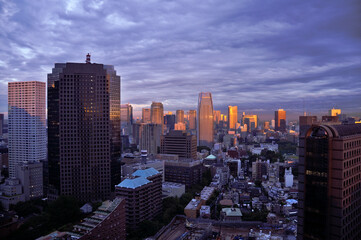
197 92 214 147
275 109 286 132
176 110 184 123
47 55 121 202
298 124 361 240
160 130 197 159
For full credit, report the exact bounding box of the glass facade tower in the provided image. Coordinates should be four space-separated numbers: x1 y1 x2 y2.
197 92 214 147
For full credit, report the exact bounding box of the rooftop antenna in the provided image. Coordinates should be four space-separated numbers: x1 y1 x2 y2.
86 53 91 64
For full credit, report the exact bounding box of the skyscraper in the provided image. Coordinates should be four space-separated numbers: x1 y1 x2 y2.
47 55 121 202
151 102 164 131
176 110 184 123
164 113 175 132
0 113 4 136
140 123 162 155
243 114 258 132
8 81 46 177
213 110 221 124
197 92 214 147
142 108 151 123
120 103 133 135
297 124 361 240
188 110 196 130
228 106 238 130
275 109 286 132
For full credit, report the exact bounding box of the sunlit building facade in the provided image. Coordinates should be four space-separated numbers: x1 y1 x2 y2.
176 110 184 123
329 107 341 117
47 56 121 202
197 92 214 147
275 109 286 132
188 110 196 130
8 81 46 178
213 110 221 124
228 106 238 130
142 108 151 123
243 115 258 132
151 102 164 132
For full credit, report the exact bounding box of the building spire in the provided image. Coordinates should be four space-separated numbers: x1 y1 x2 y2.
86 53 91 64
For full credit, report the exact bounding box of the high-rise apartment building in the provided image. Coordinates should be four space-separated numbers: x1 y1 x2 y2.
275 109 286 132
188 110 196 130
116 168 162 230
8 81 46 178
47 55 121 202
142 108 151 123
228 106 238 130
329 107 341 116
298 124 361 240
197 92 214 147
160 130 197 159
176 110 184 123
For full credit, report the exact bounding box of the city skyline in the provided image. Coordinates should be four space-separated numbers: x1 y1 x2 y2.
0 1 360 118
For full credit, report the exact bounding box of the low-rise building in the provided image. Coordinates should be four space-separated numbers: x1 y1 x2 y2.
200 205 211 218
0 178 25 210
184 199 202 218
162 182 185 198
221 208 242 221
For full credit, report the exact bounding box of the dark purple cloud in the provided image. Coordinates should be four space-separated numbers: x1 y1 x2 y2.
0 0 360 120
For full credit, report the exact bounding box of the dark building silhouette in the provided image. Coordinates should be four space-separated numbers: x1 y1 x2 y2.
160 130 197 159
298 124 361 240
47 55 121 202
164 114 175 131
299 116 318 137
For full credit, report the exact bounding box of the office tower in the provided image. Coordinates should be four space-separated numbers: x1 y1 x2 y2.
329 107 341 116
197 92 214 147
213 110 221 124
176 110 184 123
174 122 186 130
116 168 162 230
120 103 133 135
142 108 151 123
264 121 270 130
8 81 46 178
228 106 238 130
47 55 121 202
297 124 361 240
275 109 286 132
120 103 133 125
0 113 4 136
164 113 175 131
243 115 258 132
160 130 197 159
188 110 196 130
139 123 162 155
15 161 43 200
164 159 203 188
150 102 164 125
299 116 318 136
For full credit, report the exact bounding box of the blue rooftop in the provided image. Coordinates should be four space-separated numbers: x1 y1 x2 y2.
132 167 159 178
116 177 151 189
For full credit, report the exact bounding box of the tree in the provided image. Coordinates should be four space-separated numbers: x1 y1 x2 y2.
46 196 82 226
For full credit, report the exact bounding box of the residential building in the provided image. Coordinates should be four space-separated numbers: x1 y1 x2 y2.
8 81 46 178
297 124 361 240
197 92 214 147
47 55 121 202
160 130 197 159
116 168 162 229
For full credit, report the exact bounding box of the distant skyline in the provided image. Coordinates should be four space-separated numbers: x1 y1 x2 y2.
0 0 360 119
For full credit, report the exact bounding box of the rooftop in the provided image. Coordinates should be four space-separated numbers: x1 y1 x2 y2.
205 154 216 160
132 167 159 178
221 208 243 217
116 177 151 189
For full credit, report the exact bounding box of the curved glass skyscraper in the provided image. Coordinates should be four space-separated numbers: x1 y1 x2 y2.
197 92 214 147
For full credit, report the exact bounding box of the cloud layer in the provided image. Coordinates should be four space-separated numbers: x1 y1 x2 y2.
0 0 360 119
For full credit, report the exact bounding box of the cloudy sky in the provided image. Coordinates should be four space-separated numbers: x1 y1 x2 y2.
0 0 360 120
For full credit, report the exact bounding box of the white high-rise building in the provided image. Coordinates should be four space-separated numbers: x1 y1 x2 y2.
8 81 46 177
